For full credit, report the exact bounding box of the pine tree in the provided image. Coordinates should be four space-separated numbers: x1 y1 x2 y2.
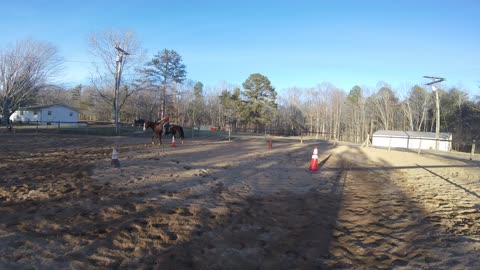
241 73 277 132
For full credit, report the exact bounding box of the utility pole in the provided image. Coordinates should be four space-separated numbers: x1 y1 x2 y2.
114 46 130 135
424 76 445 150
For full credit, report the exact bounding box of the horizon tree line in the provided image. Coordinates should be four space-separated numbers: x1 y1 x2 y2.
1 32 478 152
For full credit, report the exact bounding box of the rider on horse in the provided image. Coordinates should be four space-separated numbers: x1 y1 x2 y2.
157 112 170 135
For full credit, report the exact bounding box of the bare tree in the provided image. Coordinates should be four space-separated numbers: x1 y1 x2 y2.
35 85 70 106
0 39 62 125
405 85 431 131
329 87 345 140
88 30 145 122
77 85 112 121
370 83 399 130
173 79 196 125
304 87 321 136
285 87 307 135
346 85 364 142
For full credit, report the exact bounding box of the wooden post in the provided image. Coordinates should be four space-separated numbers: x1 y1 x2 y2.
228 125 231 142
369 119 374 139
470 140 476 160
300 132 303 144
361 134 370 148
8 122 15 137
388 136 392 151
417 138 422 154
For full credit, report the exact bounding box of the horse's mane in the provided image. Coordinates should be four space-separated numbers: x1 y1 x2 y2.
145 120 162 130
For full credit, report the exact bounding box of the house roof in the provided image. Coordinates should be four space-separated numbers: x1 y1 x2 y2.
373 130 451 140
18 104 79 112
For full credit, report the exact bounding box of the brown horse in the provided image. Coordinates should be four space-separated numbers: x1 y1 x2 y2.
143 120 164 145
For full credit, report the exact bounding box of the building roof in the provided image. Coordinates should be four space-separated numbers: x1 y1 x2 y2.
373 130 451 140
18 104 79 112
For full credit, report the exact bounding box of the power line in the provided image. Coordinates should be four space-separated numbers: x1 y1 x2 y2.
64 59 99 64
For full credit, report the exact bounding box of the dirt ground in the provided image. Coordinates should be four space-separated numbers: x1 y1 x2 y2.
0 133 479 270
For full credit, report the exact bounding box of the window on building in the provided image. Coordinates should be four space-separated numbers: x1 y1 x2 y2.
48 111 52 115
34 111 38 115
69 112 73 116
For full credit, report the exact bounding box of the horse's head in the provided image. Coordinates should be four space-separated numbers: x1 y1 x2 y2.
143 120 153 131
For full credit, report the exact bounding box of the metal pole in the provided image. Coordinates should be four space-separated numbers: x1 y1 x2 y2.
161 83 167 118
424 76 445 150
434 87 440 150
192 110 195 139
471 140 476 160
114 55 121 135
114 46 130 136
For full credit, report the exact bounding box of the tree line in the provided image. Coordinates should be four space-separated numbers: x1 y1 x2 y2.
0 31 478 152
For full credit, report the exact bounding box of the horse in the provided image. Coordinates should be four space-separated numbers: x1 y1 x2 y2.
166 124 185 144
143 120 164 145
132 119 145 127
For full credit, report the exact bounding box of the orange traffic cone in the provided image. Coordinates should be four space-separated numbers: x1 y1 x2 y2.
111 148 120 168
309 146 319 172
172 135 176 147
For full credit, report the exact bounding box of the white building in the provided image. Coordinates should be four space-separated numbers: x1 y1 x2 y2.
10 104 79 125
372 130 452 151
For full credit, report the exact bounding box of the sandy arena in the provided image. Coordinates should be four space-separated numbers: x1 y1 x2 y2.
0 133 479 269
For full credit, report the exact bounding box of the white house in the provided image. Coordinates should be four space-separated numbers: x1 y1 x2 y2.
372 130 452 151
10 104 79 125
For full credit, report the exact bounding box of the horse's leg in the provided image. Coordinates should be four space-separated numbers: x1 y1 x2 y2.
151 135 155 145
159 134 167 155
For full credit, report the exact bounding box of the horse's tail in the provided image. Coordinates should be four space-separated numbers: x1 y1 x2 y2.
179 126 185 139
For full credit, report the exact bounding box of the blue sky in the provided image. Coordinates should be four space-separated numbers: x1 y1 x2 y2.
1 0 479 96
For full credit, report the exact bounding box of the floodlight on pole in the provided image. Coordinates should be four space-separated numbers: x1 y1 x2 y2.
114 46 130 135
424 75 445 150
